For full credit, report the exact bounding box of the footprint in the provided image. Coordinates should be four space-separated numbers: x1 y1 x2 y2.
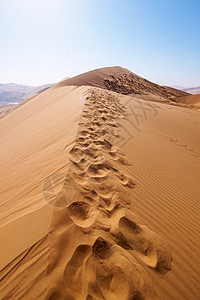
86 163 108 178
82 148 98 159
63 244 91 299
68 201 99 228
86 237 158 299
92 179 118 200
111 210 172 273
115 172 136 188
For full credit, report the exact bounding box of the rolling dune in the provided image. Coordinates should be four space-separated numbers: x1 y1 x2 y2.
0 67 200 299
176 93 200 106
57 66 189 101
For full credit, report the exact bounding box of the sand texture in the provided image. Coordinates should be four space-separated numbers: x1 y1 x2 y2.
57 66 189 101
176 93 200 107
0 67 200 299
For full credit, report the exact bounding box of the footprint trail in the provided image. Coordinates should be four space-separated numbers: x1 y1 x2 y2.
45 89 172 300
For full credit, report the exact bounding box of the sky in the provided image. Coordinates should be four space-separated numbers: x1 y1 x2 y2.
0 0 200 87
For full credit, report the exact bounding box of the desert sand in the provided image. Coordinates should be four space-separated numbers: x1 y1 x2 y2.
0 67 200 299
176 93 200 107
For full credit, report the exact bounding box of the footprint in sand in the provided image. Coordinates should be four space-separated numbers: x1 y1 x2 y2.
45 89 172 299
58 237 158 300
110 209 172 274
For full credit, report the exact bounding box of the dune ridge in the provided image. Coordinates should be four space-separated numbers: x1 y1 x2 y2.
56 66 189 102
45 89 172 300
0 67 200 300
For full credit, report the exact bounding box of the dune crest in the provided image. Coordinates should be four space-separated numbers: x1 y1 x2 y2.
45 89 172 299
56 66 189 102
1 67 199 300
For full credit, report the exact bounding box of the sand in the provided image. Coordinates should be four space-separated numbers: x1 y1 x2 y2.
57 66 189 101
0 67 200 299
176 93 200 107
0 104 15 118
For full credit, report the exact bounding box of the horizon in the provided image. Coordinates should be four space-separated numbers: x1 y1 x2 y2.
0 65 199 89
0 0 200 87
0 66 199 90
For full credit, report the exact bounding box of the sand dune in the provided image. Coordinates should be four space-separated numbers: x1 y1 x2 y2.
0 85 86 269
0 104 15 118
176 93 200 106
0 67 200 299
183 86 200 94
57 66 189 102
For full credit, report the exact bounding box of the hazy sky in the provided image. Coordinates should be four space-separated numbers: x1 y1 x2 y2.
0 0 199 87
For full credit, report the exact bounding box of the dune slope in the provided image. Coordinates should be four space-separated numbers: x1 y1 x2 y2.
0 85 86 298
45 89 172 300
57 66 189 101
176 93 200 106
0 70 200 299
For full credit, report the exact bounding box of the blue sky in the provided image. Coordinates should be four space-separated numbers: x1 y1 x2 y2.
0 0 199 87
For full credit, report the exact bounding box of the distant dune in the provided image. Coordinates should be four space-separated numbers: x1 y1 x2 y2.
0 82 53 104
0 84 55 119
172 85 200 95
0 67 200 300
182 86 200 94
176 93 200 106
